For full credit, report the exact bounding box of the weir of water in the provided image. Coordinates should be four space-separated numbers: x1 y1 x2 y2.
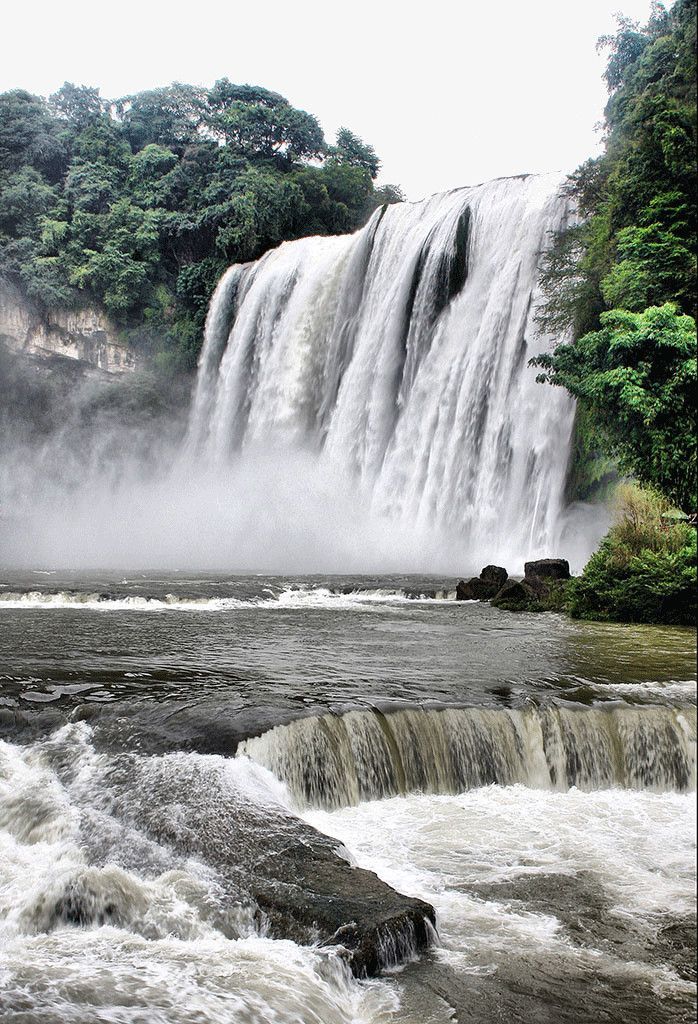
187 173 579 567
237 705 698 809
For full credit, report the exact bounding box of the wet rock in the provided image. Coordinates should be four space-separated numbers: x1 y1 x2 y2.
456 565 509 601
252 837 435 976
480 565 508 588
99 752 436 978
456 577 491 600
405 588 436 599
491 578 538 608
524 558 570 581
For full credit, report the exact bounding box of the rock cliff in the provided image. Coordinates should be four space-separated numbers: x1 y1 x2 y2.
0 279 136 374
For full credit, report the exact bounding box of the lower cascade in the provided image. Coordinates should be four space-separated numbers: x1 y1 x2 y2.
237 705 698 809
187 173 579 567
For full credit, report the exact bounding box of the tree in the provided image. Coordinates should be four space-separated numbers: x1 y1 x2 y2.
0 78 401 370
533 304 696 510
49 82 104 131
0 90 66 181
330 128 380 179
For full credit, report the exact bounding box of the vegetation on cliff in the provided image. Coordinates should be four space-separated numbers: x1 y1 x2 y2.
533 0 696 625
0 81 401 371
534 0 696 515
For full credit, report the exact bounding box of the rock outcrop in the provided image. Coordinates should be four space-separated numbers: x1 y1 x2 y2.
456 565 508 600
456 560 572 612
524 558 571 581
0 278 136 374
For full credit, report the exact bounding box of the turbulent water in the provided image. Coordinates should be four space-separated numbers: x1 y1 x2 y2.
186 173 585 571
0 572 696 1022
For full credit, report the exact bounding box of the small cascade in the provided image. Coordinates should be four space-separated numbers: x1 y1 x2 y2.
186 173 579 567
236 705 697 809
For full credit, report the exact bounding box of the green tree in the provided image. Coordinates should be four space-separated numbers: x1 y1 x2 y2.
533 304 696 510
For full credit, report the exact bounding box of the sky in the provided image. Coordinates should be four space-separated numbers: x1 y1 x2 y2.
4 0 657 200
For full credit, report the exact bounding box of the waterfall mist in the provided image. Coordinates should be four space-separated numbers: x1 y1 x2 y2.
1 174 609 573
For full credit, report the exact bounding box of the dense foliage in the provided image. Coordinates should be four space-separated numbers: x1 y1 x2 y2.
534 0 697 512
0 81 402 370
568 484 697 624
535 304 696 509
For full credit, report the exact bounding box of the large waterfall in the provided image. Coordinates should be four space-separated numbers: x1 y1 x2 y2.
187 173 579 570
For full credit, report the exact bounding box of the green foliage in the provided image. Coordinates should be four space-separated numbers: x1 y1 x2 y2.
0 79 400 370
568 483 696 624
535 0 697 511
534 304 696 510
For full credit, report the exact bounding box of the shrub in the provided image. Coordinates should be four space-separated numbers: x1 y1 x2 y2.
569 483 696 624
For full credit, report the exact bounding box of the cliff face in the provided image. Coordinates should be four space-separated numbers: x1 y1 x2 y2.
0 279 137 374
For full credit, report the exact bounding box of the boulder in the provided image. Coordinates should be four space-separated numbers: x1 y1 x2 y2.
524 558 570 581
480 565 508 589
456 565 509 601
491 578 538 608
456 577 491 600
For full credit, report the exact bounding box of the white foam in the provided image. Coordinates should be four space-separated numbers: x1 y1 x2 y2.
0 586 449 612
0 731 400 1023
307 785 697 997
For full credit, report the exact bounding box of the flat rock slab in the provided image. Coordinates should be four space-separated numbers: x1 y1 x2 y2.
57 746 436 978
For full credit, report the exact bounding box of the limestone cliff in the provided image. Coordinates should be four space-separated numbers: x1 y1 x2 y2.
0 279 137 374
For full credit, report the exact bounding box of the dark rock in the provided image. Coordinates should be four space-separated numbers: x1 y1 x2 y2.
456 564 509 601
456 577 493 600
491 578 538 608
480 565 508 588
405 588 436 600
523 574 550 599
252 838 435 976
524 558 570 581
101 752 436 978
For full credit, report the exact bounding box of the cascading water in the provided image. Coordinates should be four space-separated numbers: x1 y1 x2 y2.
187 173 579 569
237 705 698 809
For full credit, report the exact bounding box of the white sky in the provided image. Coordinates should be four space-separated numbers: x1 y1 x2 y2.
4 0 656 200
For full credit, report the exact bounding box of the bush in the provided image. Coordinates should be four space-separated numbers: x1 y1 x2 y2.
569 483 696 624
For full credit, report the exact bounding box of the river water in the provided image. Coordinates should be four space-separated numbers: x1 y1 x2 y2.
0 572 695 1023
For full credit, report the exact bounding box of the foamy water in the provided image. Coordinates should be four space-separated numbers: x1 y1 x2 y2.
0 586 453 612
307 786 697 1007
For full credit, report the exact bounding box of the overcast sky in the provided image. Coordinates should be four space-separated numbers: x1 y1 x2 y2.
4 0 656 199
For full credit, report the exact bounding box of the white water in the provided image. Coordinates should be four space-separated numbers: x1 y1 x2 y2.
306 786 697 1010
187 174 587 572
0 586 451 611
0 729 399 1023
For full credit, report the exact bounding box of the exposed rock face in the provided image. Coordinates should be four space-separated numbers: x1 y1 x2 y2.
524 558 571 581
94 750 436 979
456 565 508 600
0 279 136 374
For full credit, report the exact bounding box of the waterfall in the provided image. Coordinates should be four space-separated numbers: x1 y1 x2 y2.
187 173 578 567
236 705 697 809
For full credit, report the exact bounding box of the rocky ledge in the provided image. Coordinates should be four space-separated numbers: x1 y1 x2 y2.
456 559 572 612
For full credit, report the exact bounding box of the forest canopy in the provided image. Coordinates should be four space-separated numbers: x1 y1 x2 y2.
0 80 402 370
